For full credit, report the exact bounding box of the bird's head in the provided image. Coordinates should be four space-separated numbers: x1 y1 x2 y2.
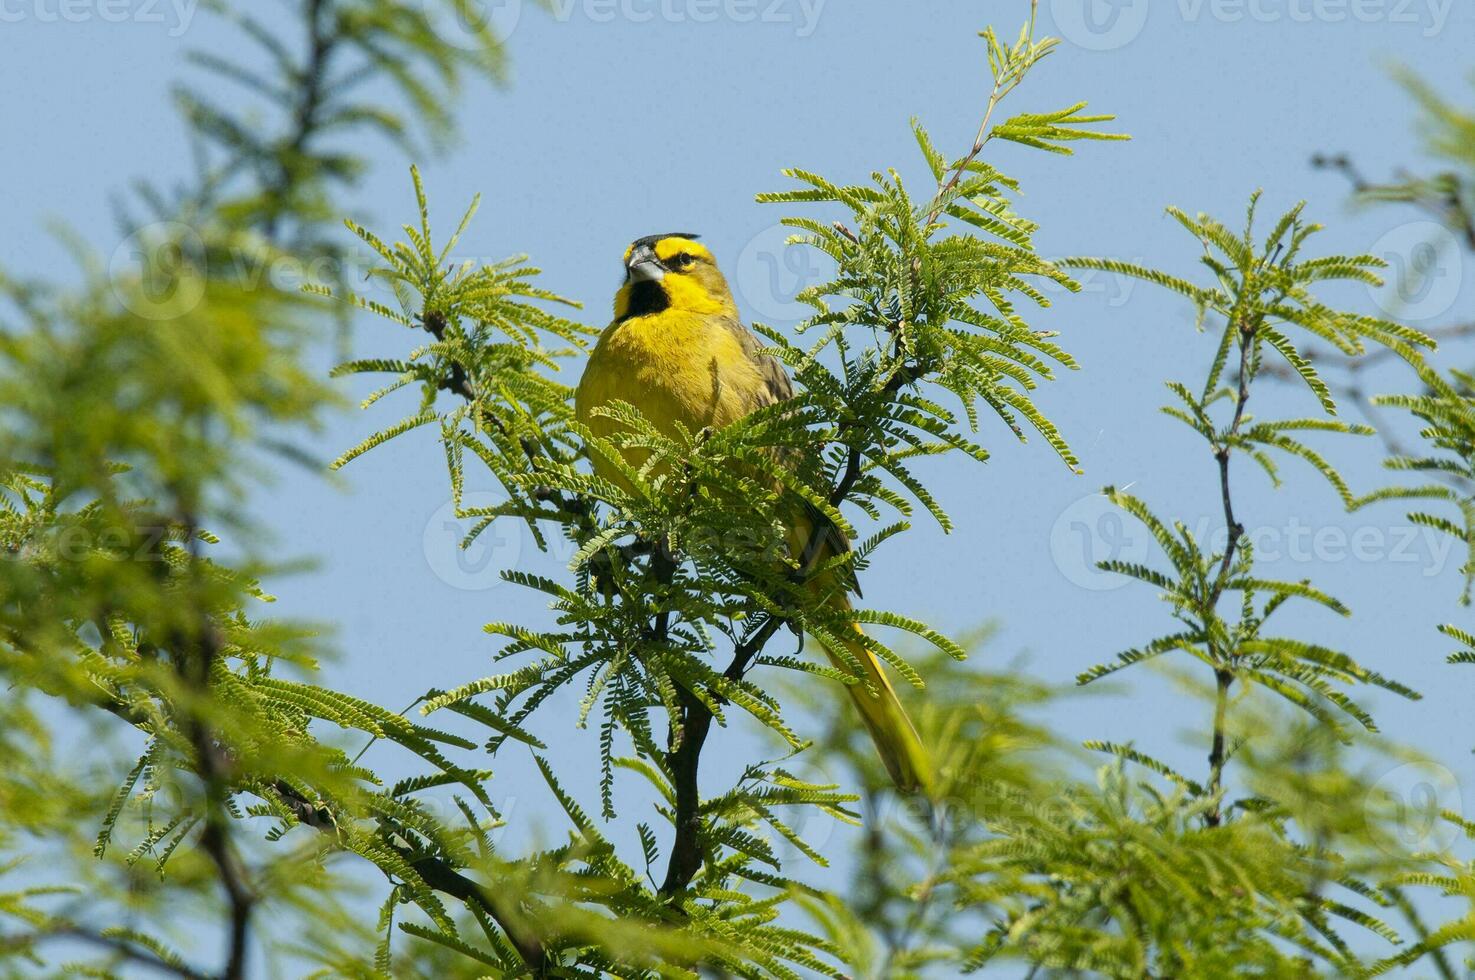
614 233 737 321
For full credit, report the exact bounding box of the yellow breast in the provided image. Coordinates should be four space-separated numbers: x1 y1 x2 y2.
575 310 767 485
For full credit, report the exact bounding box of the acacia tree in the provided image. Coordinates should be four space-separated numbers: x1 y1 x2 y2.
318 11 1125 971
3 2 1472 978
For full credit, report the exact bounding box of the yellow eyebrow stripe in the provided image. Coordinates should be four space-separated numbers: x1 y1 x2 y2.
653 238 712 263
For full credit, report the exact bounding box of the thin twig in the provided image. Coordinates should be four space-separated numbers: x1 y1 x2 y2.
1314 152 1475 251
1204 313 1254 827
921 0 1039 233
1 925 210 980
1260 322 1475 481
263 0 337 243
878 804 951 973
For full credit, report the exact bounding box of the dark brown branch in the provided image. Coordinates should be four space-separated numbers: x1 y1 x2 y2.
1204 315 1254 828
658 417 868 895
421 309 482 409
68 526 259 979
196 810 253 980
659 615 787 895
1205 668 1233 828
2 925 210 980
398 847 548 970
267 783 545 969
82 689 549 973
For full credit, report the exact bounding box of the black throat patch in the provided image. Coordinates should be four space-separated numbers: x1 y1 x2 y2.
619 280 669 321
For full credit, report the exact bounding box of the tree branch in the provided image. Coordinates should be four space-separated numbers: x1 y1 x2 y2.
80 688 550 974
1314 152 1475 251
1204 313 1254 827
1 925 210 980
920 0 1039 233
166 520 256 980
268 781 547 969
659 614 787 895
263 0 337 243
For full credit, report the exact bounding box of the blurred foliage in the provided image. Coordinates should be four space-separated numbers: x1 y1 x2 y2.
783 647 1449 978
0 0 533 976
1290 75 1475 534
6 1 1475 978
1317 70 1475 253
140 0 518 246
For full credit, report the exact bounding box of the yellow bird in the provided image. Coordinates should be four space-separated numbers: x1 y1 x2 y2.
575 233 929 792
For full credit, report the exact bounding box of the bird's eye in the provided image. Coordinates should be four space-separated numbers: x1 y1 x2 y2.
675 253 695 269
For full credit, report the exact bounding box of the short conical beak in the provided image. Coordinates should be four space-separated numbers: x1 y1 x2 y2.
626 244 664 283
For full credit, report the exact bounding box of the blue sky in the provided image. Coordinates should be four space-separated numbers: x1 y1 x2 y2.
5 0 1475 965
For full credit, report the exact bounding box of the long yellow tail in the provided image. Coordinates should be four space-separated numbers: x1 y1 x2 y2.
824 622 930 793
787 505 930 793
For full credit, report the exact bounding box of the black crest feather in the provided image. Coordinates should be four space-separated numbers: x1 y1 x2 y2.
630 232 701 249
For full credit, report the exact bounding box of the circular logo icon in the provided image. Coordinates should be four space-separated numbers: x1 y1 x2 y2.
734 223 834 323
417 0 522 54
1366 761 1462 856
1049 491 1152 591
1367 221 1464 323
1050 0 1150 51
108 221 207 321
422 490 524 591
